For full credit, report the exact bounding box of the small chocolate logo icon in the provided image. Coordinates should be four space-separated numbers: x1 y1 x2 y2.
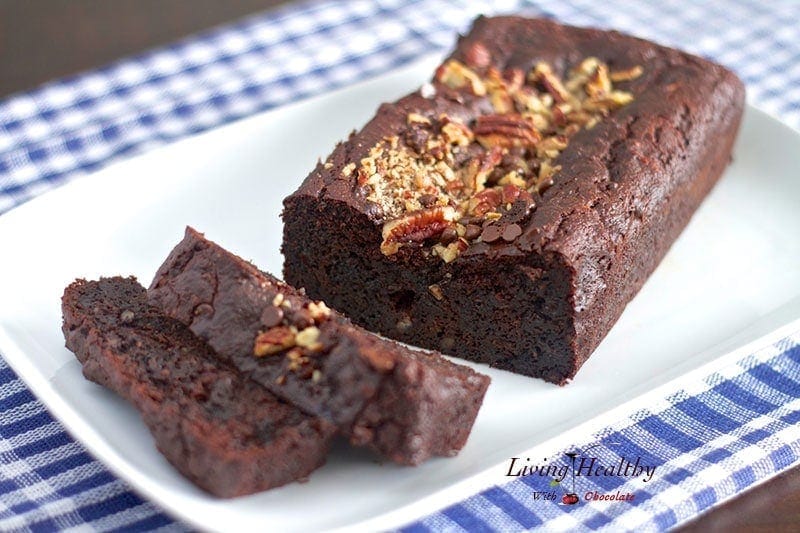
561 493 579 505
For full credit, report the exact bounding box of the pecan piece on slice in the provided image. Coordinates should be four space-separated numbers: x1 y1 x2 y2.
381 206 457 255
474 114 541 149
254 326 296 356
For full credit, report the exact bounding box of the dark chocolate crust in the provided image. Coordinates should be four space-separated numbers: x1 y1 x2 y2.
147 228 490 465
62 277 335 497
281 16 745 384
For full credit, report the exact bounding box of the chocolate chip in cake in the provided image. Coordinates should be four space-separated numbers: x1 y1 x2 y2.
260 305 284 328
292 308 314 329
439 227 458 244
501 223 523 242
464 224 482 240
481 224 503 243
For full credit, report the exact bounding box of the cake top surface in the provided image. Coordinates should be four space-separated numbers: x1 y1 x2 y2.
288 16 743 264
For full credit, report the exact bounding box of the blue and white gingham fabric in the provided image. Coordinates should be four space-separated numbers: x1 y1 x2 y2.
1 0 799 530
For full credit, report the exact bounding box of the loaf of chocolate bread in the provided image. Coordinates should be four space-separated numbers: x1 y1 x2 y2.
62 277 336 497
147 228 490 466
281 16 745 384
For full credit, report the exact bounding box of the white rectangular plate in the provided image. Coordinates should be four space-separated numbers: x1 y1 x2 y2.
1 56 800 532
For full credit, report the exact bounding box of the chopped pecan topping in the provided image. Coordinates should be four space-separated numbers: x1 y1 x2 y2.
531 62 571 103
610 65 644 82
498 170 527 188
407 112 431 125
534 161 562 194
295 326 322 351
307 301 331 321
466 187 502 217
460 145 502 194
254 291 332 380
254 326 296 356
436 60 486 96
428 284 444 301
357 56 639 260
441 119 474 146
431 238 468 263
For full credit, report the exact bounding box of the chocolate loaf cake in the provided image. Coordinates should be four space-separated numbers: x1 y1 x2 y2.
62 277 336 497
282 16 745 384
147 228 490 466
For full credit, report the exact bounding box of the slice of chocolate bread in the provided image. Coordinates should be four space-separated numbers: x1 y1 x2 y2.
62 277 336 497
281 16 745 384
147 228 490 466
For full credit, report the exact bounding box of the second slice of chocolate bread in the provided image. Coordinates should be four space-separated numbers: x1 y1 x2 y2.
62 277 336 497
148 227 490 465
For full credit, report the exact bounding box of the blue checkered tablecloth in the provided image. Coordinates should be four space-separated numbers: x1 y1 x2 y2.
1 0 799 531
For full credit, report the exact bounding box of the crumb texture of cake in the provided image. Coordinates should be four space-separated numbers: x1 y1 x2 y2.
147 227 490 466
281 16 746 384
62 276 336 497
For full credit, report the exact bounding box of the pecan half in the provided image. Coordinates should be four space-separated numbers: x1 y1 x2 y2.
381 206 457 255
474 114 541 149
